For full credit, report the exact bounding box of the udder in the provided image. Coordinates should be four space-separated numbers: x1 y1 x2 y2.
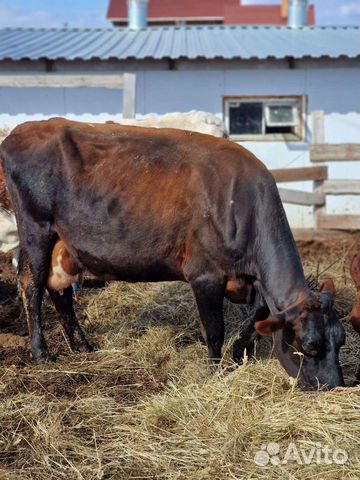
225 277 256 305
47 239 82 292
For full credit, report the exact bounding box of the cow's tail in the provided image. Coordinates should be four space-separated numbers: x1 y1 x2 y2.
0 154 13 214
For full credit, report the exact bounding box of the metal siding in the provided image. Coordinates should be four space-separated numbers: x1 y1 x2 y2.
0 26 358 61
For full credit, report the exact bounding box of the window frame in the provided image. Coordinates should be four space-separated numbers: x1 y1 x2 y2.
223 95 306 142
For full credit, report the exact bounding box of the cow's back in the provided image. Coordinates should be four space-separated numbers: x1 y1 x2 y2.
1 117 269 218
0 118 276 282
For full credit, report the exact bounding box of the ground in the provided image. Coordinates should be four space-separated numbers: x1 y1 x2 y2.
0 231 359 479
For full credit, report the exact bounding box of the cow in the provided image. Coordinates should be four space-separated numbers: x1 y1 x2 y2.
350 254 360 334
349 253 360 384
0 118 345 390
0 112 227 263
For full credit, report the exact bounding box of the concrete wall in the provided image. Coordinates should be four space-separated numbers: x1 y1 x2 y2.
0 57 359 228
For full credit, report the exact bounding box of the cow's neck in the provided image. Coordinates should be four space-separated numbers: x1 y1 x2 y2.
253 206 309 313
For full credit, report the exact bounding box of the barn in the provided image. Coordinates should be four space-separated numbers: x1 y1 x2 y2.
0 24 359 227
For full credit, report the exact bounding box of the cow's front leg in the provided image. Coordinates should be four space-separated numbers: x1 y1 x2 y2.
354 366 360 386
191 275 225 364
48 287 93 353
233 305 270 364
233 320 259 364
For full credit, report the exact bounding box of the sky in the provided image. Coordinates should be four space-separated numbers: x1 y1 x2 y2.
0 0 358 28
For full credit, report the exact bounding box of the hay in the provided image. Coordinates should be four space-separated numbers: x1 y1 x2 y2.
0 244 359 479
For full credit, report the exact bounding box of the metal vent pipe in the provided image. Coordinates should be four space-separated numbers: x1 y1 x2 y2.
288 0 308 27
127 0 148 30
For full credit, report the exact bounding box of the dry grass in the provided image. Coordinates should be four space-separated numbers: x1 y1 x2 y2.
0 239 359 479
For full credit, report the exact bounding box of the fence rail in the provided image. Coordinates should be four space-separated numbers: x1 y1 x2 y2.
310 142 360 231
277 188 325 207
270 146 360 231
322 180 360 196
0 73 137 119
271 166 328 183
310 144 360 163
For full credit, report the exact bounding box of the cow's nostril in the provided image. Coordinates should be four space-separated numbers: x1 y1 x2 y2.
302 343 318 356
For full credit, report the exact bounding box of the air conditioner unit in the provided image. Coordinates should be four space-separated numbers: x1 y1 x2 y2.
265 102 298 127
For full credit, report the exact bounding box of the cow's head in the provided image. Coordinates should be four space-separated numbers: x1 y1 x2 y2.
350 254 360 334
254 279 345 391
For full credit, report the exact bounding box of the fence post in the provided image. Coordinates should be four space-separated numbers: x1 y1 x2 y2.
312 110 326 229
123 73 136 119
312 110 325 145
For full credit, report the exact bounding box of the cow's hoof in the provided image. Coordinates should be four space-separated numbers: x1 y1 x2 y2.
32 351 56 364
72 340 96 353
232 338 254 365
80 341 96 353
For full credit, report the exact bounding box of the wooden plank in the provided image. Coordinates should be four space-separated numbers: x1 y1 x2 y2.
271 166 328 183
312 110 325 144
317 214 360 231
314 180 326 229
311 144 360 163
123 73 136 119
0 75 125 89
323 180 360 195
278 187 325 206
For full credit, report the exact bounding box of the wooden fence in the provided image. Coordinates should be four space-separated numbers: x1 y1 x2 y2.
0 73 137 119
270 144 360 230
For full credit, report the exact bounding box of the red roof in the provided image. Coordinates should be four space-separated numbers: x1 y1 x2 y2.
107 0 315 25
224 4 314 25
108 0 223 21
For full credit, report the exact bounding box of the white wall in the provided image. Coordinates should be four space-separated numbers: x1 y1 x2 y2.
0 58 358 228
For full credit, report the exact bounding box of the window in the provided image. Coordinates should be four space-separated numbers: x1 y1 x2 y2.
223 96 304 141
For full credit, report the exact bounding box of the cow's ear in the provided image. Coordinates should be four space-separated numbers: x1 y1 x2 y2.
319 278 336 296
319 278 336 312
255 313 285 336
350 255 360 289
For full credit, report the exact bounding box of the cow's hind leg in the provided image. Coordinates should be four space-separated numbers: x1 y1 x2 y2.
191 276 225 364
17 225 54 363
48 287 93 353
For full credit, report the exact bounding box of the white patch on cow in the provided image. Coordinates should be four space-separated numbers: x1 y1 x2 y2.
47 252 78 292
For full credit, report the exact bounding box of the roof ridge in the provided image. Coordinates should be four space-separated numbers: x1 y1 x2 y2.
0 25 358 33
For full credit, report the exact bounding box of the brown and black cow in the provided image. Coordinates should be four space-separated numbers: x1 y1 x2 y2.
350 253 360 383
0 118 345 390
350 253 360 334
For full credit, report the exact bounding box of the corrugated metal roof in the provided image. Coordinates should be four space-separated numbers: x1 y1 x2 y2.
0 26 358 61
